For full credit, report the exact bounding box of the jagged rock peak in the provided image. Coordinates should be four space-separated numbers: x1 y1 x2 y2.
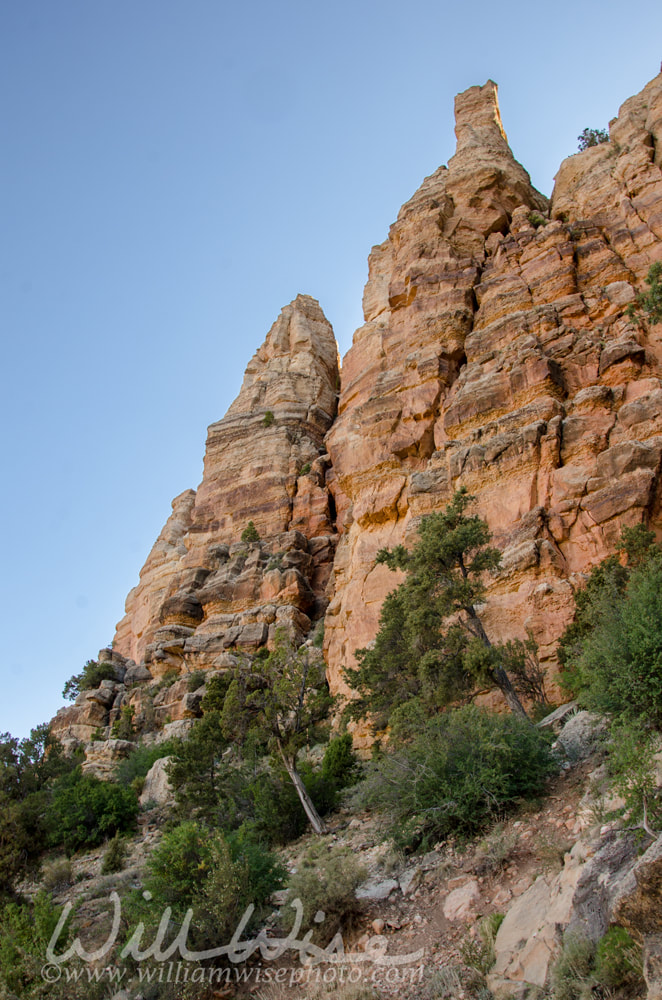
110 296 340 669
452 79 508 153
227 294 339 422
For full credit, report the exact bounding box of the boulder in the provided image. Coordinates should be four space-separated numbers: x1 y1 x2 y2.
443 879 481 921
139 757 174 808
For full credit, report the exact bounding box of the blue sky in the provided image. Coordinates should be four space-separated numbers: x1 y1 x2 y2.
2 0 661 738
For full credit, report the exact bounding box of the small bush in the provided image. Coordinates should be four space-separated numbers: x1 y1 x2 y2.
101 831 127 874
321 733 360 790
527 211 547 228
286 844 366 941
594 926 644 991
473 825 518 875
460 912 504 977
606 720 662 830
186 669 206 692
300 462 312 475
111 704 136 740
62 659 115 701
262 410 275 427
41 856 73 892
628 261 662 325
312 620 325 649
45 768 138 853
355 706 555 851
115 740 177 787
241 520 260 543
129 821 285 949
577 127 609 151
0 891 74 999
551 933 596 1000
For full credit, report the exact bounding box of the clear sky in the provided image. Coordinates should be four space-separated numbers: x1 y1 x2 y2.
2 0 661 739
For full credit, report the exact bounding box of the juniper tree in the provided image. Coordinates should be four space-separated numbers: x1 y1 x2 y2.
220 631 333 834
345 488 531 732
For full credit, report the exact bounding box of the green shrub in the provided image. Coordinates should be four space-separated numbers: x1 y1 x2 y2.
606 720 662 829
115 740 178 788
355 705 555 850
628 261 662 324
0 891 73 999
41 856 73 892
129 821 284 949
262 410 275 427
321 733 360 790
300 462 312 475
312 619 325 649
287 843 366 940
45 767 138 853
577 127 609 151
528 211 547 228
186 669 206 692
62 659 116 701
551 933 596 1000
101 831 128 874
241 520 260 543
561 550 662 726
594 926 644 991
111 704 136 740
460 913 503 975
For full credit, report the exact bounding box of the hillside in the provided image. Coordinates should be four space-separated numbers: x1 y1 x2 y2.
2 71 662 1000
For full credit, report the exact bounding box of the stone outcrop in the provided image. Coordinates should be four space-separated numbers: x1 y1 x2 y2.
53 73 662 746
325 73 662 706
113 294 339 674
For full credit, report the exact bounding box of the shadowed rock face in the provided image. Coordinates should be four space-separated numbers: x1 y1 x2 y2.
324 73 662 711
112 294 340 672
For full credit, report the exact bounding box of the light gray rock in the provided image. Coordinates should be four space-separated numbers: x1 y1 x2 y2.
139 756 174 808
399 867 423 895
355 878 398 901
82 739 136 780
124 663 153 686
555 710 606 763
155 719 194 742
537 701 579 729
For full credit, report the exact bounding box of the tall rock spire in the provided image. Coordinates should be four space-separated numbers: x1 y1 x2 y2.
325 74 662 722
112 295 339 671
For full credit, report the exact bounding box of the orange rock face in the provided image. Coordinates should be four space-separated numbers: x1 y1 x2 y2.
113 294 340 674
324 74 662 700
65 74 662 745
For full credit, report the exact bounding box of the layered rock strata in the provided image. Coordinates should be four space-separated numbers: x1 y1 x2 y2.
325 74 662 705
113 292 340 673
52 74 662 744
51 295 340 741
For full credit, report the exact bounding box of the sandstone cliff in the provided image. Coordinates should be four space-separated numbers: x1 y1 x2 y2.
52 295 340 739
51 73 662 743
325 74 662 710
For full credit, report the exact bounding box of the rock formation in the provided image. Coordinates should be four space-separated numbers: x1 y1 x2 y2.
52 73 662 744
51 294 340 740
325 74 662 710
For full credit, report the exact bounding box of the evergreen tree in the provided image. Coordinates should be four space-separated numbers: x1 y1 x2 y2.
221 631 333 833
345 488 530 731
